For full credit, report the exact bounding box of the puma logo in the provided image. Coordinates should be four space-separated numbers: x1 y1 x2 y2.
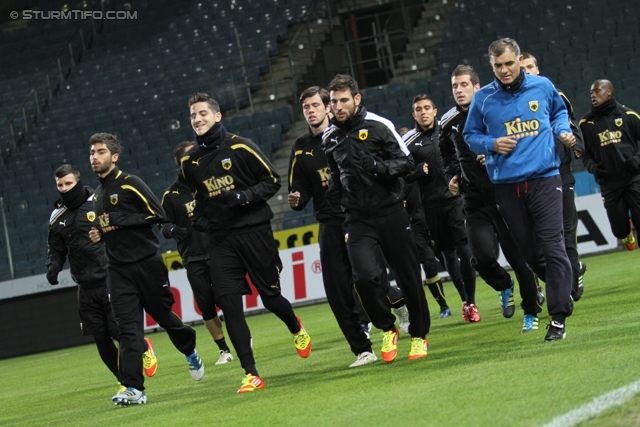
59 220 67 226
415 141 424 147
452 125 460 132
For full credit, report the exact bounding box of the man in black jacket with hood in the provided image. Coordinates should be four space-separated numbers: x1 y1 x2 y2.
181 93 311 394
323 74 430 364
580 79 640 252
48 164 154 384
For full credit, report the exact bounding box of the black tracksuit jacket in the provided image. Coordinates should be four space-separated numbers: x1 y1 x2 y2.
322 105 413 218
580 100 640 194
403 121 458 208
288 129 344 226
181 132 280 234
47 186 109 287
161 174 210 262
439 106 497 210
93 167 165 265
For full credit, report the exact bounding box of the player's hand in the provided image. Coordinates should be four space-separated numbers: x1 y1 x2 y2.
573 149 582 159
46 265 60 285
449 176 459 195
594 166 611 185
559 132 576 147
219 190 248 208
89 227 102 243
170 225 188 242
191 215 212 232
414 162 429 176
359 151 386 175
493 136 517 154
477 154 486 166
623 157 640 174
288 191 301 208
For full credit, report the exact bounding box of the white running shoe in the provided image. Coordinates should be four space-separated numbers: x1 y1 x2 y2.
349 351 378 368
112 387 146 406
394 306 410 334
215 349 234 365
186 349 205 381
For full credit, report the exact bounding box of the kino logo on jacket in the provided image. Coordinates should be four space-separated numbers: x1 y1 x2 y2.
202 174 235 196
503 118 541 138
597 129 622 146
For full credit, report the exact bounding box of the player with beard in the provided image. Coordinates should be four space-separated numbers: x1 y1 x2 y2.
439 65 541 332
580 79 640 253
89 133 202 405
323 74 430 363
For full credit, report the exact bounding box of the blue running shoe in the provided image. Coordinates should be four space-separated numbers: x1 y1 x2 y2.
112 387 146 406
439 307 451 318
521 314 539 333
500 280 515 318
186 349 205 381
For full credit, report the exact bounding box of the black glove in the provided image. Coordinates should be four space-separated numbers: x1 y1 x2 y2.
359 151 386 175
46 265 60 285
623 157 640 175
415 162 428 176
170 225 188 242
191 215 212 232
219 190 248 208
594 166 611 185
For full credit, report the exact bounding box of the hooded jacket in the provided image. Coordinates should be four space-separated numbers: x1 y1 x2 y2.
47 184 109 287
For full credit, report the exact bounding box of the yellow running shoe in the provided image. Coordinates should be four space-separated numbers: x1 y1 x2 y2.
408 337 428 360
380 329 399 363
622 221 636 251
237 374 265 394
142 337 158 377
293 315 312 358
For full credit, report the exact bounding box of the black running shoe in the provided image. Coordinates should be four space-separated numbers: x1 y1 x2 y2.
544 321 566 341
573 261 586 301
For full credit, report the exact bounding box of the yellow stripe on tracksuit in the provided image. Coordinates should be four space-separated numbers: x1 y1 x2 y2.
289 150 304 187
231 144 277 183
121 185 156 220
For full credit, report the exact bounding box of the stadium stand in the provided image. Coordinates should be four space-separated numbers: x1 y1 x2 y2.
0 0 638 279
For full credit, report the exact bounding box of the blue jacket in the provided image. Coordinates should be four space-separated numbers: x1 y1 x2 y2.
463 73 571 184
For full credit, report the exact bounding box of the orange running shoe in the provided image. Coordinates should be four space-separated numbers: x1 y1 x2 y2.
293 315 312 358
380 329 400 363
237 374 265 394
142 337 158 377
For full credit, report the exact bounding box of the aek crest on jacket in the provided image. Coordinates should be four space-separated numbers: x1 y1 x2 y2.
222 158 232 170
528 100 539 112
358 129 368 140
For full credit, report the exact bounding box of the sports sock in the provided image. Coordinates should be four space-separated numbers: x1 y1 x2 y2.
214 337 230 352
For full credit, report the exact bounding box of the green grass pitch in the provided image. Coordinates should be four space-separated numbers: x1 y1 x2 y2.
0 250 638 427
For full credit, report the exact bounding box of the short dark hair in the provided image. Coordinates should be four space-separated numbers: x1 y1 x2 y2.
54 164 80 180
521 51 537 65
173 141 195 167
452 64 480 86
188 92 220 113
327 74 359 97
412 94 435 109
299 86 330 106
488 38 520 58
89 133 122 157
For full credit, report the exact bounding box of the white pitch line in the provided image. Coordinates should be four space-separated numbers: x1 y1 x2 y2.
541 379 640 427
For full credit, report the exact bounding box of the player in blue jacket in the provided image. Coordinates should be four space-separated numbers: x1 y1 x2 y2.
463 38 576 341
